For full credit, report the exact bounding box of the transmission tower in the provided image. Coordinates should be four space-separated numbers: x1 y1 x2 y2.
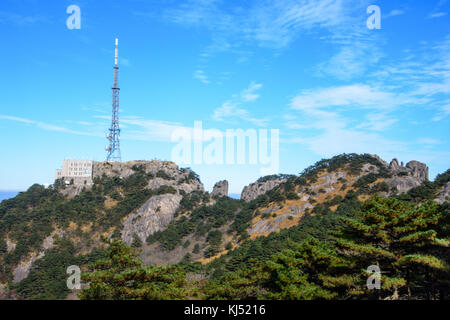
106 38 122 162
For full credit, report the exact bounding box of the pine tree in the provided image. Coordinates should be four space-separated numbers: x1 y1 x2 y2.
79 237 192 300
334 195 449 299
205 238 355 300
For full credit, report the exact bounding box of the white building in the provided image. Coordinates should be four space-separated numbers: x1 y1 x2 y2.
55 160 94 184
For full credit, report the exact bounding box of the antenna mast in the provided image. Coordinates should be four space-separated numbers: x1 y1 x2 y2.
106 38 122 162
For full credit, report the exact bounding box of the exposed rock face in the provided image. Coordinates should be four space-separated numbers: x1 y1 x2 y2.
436 182 450 204
389 158 400 171
385 176 422 194
211 180 229 197
12 231 63 283
241 178 287 202
249 202 313 235
6 239 16 252
122 194 183 245
119 161 204 245
147 176 203 194
406 161 429 181
93 160 190 181
385 159 429 194
58 160 205 198
13 252 45 283
388 159 428 181
309 171 348 194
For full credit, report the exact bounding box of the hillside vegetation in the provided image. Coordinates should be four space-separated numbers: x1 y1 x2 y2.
0 154 448 300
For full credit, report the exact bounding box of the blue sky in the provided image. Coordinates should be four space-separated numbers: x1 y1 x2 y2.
0 0 449 194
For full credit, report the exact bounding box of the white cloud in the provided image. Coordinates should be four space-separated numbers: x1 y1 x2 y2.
290 84 424 112
417 138 443 145
241 82 263 102
193 69 210 84
0 11 46 25
166 0 347 49
368 36 450 120
357 113 398 131
295 127 406 158
212 82 267 125
385 9 405 18
0 115 100 136
428 12 447 18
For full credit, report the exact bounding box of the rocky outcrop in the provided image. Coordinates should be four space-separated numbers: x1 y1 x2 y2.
211 180 229 197
385 176 422 194
436 182 450 204
385 159 429 194
13 251 45 283
241 178 287 202
406 161 429 181
59 159 204 199
147 176 203 194
309 171 348 193
122 194 183 245
388 159 428 181
93 160 191 181
389 158 400 171
249 202 313 235
120 161 204 245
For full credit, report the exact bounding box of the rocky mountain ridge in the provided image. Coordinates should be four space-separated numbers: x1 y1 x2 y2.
0 153 448 300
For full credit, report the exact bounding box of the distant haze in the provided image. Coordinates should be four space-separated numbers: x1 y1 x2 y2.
0 191 20 202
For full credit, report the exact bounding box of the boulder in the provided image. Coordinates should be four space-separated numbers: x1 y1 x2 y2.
405 161 429 181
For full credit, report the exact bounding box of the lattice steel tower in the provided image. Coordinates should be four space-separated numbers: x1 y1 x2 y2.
106 38 122 162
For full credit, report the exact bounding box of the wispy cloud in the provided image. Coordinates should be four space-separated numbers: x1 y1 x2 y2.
0 115 100 136
285 33 450 162
193 69 210 84
0 11 46 25
290 84 426 112
385 9 405 18
241 82 263 102
368 35 450 120
212 82 267 126
164 0 369 82
428 12 447 18
427 0 449 18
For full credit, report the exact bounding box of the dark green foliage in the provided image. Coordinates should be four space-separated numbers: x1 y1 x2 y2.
334 196 449 299
80 238 193 300
11 239 106 300
204 238 351 300
156 170 174 180
257 174 296 183
148 197 241 251
0 238 6 255
298 153 388 183
435 169 450 187
132 234 143 248
193 243 200 254
147 216 196 250
179 168 201 184
354 173 378 189
370 182 390 194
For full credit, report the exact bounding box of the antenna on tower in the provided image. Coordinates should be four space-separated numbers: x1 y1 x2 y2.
106 37 122 162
